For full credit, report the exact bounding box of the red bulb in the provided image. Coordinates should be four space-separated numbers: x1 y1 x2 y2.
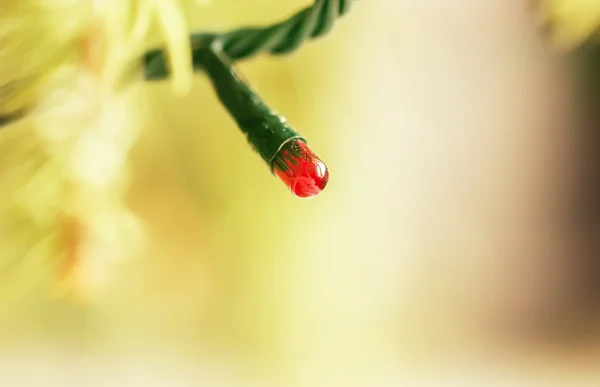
272 139 329 198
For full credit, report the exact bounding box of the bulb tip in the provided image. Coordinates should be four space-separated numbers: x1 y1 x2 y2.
272 139 329 199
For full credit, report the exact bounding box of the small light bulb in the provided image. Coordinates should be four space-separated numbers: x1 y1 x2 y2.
271 139 329 199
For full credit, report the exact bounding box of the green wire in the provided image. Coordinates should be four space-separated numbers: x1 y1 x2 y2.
144 0 355 79
194 45 306 168
143 0 356 191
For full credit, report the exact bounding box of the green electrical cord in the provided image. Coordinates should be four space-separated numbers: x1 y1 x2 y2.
144 0 355 78
143 0 355 198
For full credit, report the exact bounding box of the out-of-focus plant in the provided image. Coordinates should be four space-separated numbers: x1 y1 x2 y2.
541 0 600 49
0 0 204 301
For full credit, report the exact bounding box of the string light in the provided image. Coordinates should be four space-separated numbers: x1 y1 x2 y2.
143 0 355 198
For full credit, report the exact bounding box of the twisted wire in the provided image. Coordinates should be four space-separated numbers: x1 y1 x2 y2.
144 0 356 79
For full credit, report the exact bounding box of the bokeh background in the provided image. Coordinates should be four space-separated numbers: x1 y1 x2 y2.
2 0 600 386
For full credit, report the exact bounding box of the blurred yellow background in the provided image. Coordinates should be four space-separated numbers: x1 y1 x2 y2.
2 1 600 386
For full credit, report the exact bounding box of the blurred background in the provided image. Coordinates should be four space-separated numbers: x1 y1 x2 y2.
2 0 600 386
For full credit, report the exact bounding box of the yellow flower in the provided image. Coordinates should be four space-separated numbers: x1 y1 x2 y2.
541 0 600 49
0 0 205 301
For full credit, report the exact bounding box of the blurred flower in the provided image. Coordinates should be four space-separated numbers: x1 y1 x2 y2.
541 0 600 49
0 0 205 300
